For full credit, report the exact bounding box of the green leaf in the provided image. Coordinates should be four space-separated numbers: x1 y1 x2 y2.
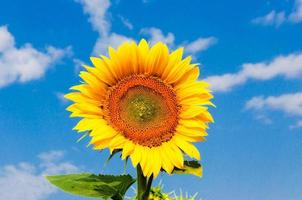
46 173 135 200
172 160 202 177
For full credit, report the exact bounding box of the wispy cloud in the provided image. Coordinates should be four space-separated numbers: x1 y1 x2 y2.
75 0 110 36
141 27 217 58
245 92 302 128
140 27 175 46
255 114 273 125
0 26 71 88
252 10 285 27
93 33 133 56
118 15 134 30
73 58 85 74
184 37 217 55
252 0 302 26
289 0 302 23
0 150 79 200
205 52 302 92
75 1 216 60
75 0 133 55
245 93 302 116
290 120 302 129
55 92 69 104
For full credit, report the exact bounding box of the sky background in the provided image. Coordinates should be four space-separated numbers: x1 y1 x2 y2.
1 0 302 199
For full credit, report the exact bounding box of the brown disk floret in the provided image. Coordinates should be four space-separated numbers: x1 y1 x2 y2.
104 75 180 147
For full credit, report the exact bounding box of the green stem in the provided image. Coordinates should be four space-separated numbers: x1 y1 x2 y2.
142 174 153 200
136 165 153 200
137 165 147 200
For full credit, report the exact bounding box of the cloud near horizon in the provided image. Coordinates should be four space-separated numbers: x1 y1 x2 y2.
0 150 79 200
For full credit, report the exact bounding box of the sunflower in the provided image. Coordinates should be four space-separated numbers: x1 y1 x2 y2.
65 39 214 178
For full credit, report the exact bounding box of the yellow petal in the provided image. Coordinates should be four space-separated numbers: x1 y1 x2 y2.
101 54 120 80
151 148 162 178
175 132 205 142
130 42 139 74
160 149 174 174
93 138 112 150
108 134 126 150
176 125 208 137
73 118 106 132
70 84 104 100
90 57 116 85
89 125 118 144
173 135 201 160
196 111 215 123
67 103 103 116
137 39 149 73
130 145 142 167
175 67 200 88
176 81 212 100
180 97 214 106
121 140 135 160
179 119 208 129
146 42 169 76
65 92 101 106
79 70 108 92
116 42 137 77
111 42 139 76
164 142 184 169
180 106 208 119
140 147 152 177
162 48 183 79
164 56 193 84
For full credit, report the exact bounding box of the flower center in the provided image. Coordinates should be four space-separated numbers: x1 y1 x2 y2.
105 75 179 147
124 90 159 123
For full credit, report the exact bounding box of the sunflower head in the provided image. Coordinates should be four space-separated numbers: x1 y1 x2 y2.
65 39 214 178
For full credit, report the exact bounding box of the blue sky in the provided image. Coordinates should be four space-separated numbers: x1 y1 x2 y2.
1 0 302 199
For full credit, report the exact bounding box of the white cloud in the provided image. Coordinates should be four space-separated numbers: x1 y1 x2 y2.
204 73 246 92
246 92 302 128
75 0 110 35
75 2 216 58
93 33 134 55
0 26 71 88
0 150 79 200
0 26 14 52
38 150 65 163
119 15 133 30
141 27 216 58
206 52 302 92
75 0 133 55
245 92 302 116
255 114 273 125
140 27 175 46
289 0 302 23
73 58 85 73
252 10 285 27
184 37 217 54
252 0 302 26
55 92 69 104
290 120 302 129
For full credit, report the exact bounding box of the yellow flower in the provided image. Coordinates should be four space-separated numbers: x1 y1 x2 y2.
65 39 214 178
